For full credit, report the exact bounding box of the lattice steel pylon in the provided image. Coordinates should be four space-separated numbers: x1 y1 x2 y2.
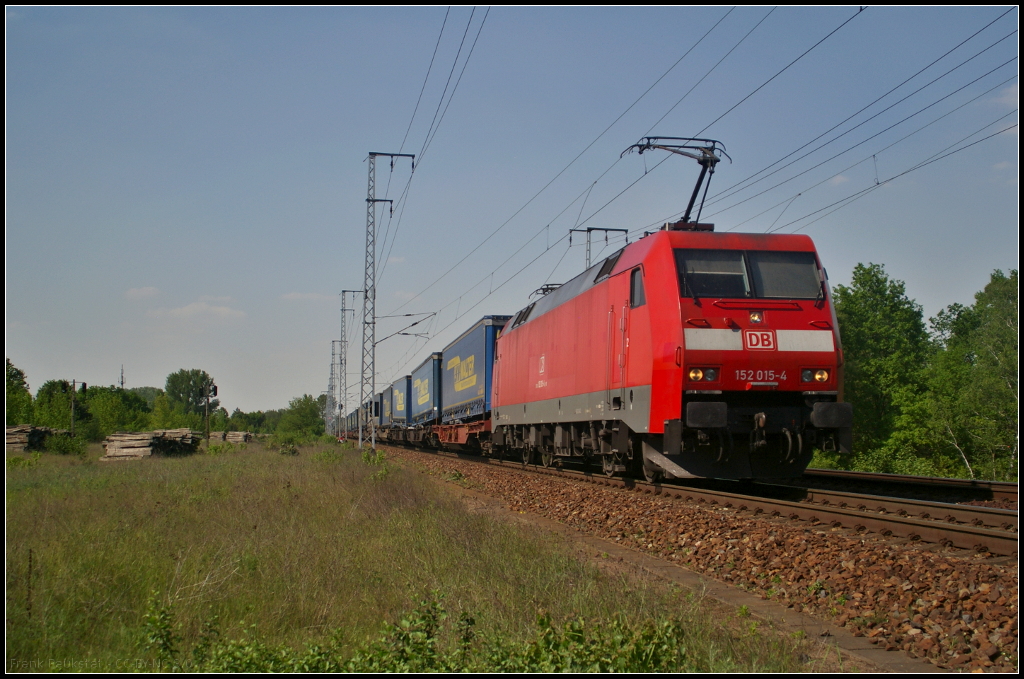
325 342 338 436
340 289 359 436
360 152 413 449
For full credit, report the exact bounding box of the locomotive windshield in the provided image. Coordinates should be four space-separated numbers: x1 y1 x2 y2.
675 249 820 299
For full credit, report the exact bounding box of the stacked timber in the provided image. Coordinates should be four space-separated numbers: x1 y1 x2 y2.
6 425 66 451
101 432 157 460
225 431 251 444
100 429 202 462
209 431 226 442
152 429 202 455
6 425 36 451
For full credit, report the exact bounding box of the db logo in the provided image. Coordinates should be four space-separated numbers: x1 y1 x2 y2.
743 329 776 350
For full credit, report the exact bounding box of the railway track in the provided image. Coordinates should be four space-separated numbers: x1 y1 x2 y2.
790 468 1018 506
387 445 1018 556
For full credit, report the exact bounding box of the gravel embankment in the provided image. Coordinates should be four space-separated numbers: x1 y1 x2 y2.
393 449 1018 672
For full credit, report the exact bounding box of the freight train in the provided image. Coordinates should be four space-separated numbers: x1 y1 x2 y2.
344 139 852 480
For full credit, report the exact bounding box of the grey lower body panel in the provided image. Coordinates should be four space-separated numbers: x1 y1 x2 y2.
493 385 652 435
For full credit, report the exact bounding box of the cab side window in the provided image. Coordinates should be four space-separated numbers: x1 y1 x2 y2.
630 268 646 308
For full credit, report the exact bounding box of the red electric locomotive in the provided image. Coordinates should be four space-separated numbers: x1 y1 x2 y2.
491 138 851 479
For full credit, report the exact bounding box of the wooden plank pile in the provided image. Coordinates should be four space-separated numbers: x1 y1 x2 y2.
101 432 157 460
225 431 251 444
209 431 226 442
100 429 202 462
6 425 66 451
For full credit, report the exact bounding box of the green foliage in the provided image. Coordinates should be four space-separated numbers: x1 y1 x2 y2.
6 358 33 425
207 442 246 456
129 386 164 409
143 593 181 669
833 263 929 454
33 380 76 430
45 434 88 457
84 387 151 439
7 452 42 469
921 270 1018 480
144 596 764 673
276 394 324 436
361 448 391 481
149 392 203 431
165 369 217 415
831 265 1018 480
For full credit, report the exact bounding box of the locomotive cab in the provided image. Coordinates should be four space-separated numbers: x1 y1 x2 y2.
651 233 853 480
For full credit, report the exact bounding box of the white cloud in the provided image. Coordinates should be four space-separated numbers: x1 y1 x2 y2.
200 295 233 303
148 301 244 319
393 290 419 300
279 292 334 301
125 286 159 300
828 175 849 186
993 83 1018 107
993 161 1012 171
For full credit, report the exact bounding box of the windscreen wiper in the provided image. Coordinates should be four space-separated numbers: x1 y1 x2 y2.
682 274 701 306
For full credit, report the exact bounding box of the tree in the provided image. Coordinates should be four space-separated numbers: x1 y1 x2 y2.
277 395 324 436
833 264 930 456
84 386 151 438
128 386 164 409
165 369 218 414
924 270 1018 480
6 358 33 425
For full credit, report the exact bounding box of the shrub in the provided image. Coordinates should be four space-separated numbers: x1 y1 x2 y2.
44 434 87 456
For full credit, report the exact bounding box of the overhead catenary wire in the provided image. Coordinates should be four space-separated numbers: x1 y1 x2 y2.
704 55 1019 222
772 115 1019 234
572 6 866 232
700 30 1019 215
634 44 1019 238
377 8 490 287
383 6 736 317
701 7 1018 207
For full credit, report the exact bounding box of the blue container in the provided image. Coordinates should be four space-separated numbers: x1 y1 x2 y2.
411 353 442 425
390 375 412 426
441 315 512 423
381 387 393 427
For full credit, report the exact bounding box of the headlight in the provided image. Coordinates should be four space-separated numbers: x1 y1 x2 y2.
704 368 718 381
814 369 829 382
688 368 704 381
749 311 763 324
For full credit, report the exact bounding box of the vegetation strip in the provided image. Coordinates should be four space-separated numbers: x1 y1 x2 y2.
7 442 830 673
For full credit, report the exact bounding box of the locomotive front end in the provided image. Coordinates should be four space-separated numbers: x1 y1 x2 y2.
648 231 852 480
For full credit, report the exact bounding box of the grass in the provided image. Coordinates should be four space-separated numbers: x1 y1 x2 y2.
7 443 815 672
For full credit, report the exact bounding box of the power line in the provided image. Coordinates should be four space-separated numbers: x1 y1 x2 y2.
773 115 1019 234
382 7 736 316
704 7 1017 206
707 55 1018 222
695 6 866 136
575 7 867 231
399 7 451 154
378 8 490 287
703 30 1019 214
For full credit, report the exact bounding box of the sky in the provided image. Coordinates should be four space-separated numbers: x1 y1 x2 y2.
5 7 1018 413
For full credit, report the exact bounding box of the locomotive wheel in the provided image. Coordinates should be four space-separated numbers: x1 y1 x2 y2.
642 463 663 483
540 448 554 468
780 428 802 464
